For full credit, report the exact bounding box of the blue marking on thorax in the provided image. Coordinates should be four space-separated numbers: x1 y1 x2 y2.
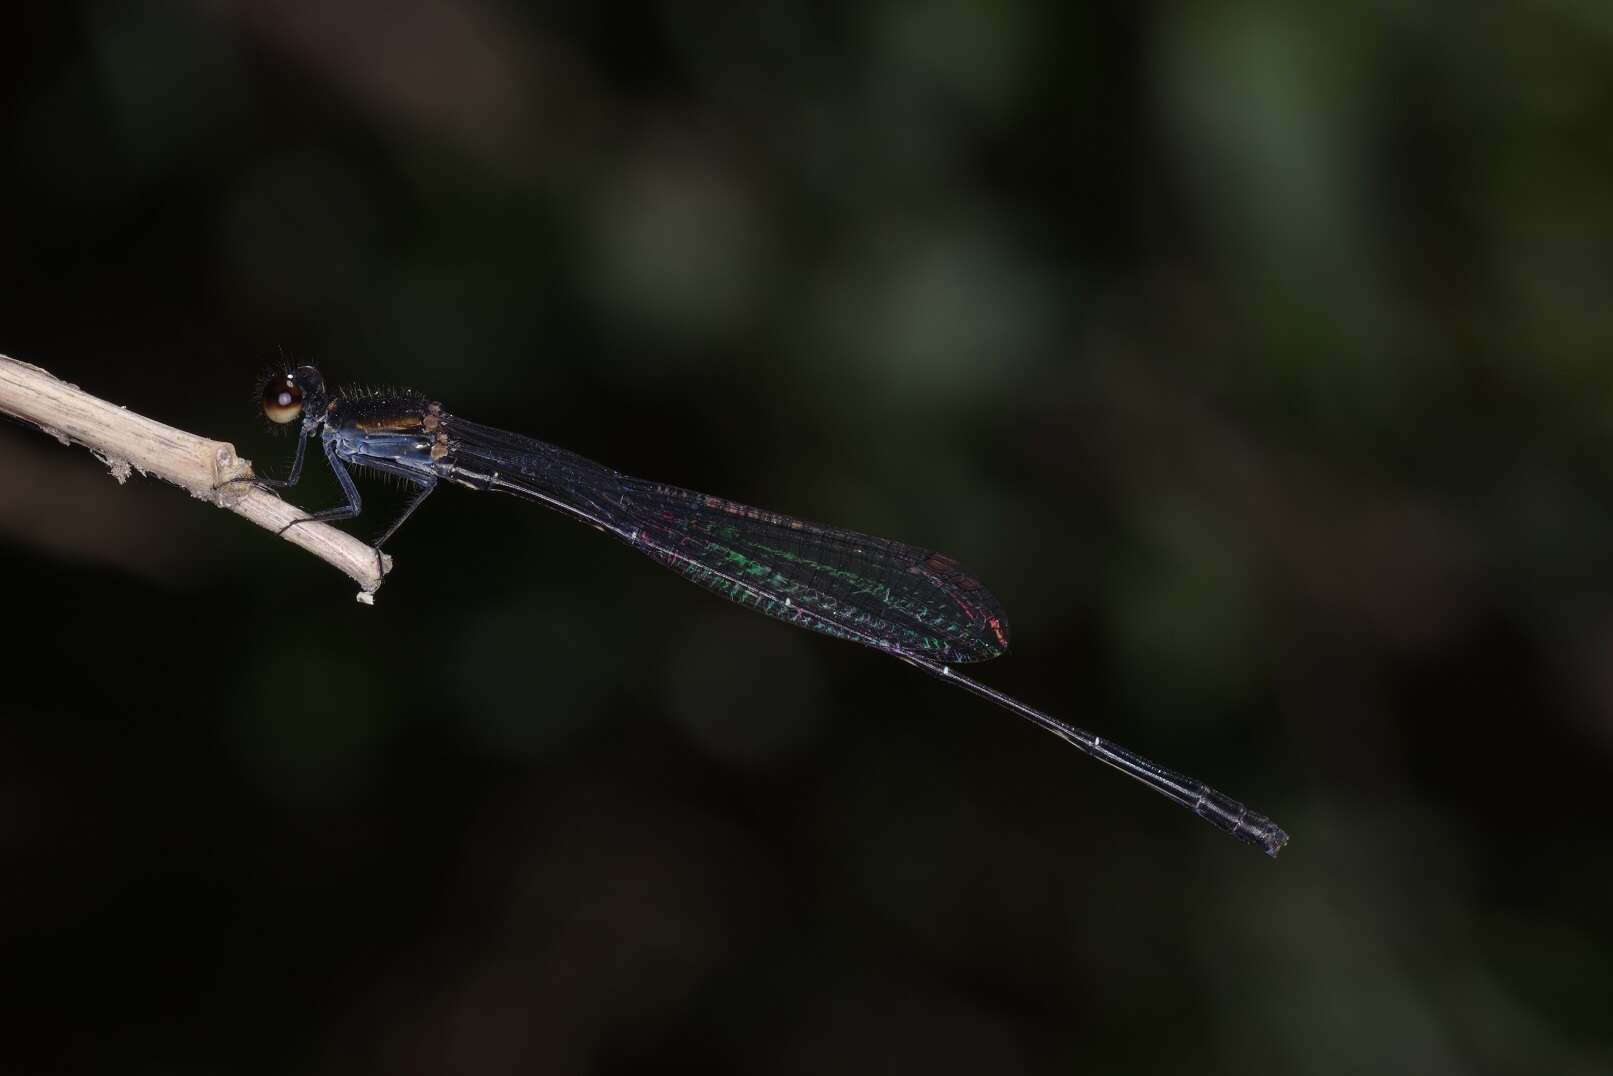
326 424 439 479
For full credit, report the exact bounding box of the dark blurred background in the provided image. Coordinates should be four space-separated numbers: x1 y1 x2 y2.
3 3 1611 1073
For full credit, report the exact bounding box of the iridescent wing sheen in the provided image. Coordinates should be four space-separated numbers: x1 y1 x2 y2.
440 416 1011 664
618 480 1010 664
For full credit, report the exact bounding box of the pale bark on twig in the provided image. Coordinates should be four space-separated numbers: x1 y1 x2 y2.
0 353 390 600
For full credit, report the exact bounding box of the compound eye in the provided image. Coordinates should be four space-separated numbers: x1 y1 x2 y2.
263 376 304 424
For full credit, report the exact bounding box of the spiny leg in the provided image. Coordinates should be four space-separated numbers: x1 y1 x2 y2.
215 425 312 497
374 479 437 550
277 439 362 536
363 477 437 578
256 425 312 489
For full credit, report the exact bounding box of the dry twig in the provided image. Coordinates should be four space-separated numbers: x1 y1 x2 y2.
0 353 389 600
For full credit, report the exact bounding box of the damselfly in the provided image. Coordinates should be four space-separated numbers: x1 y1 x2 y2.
253 367 1288 856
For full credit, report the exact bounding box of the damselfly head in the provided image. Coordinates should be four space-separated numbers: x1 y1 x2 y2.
261 365 327 425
